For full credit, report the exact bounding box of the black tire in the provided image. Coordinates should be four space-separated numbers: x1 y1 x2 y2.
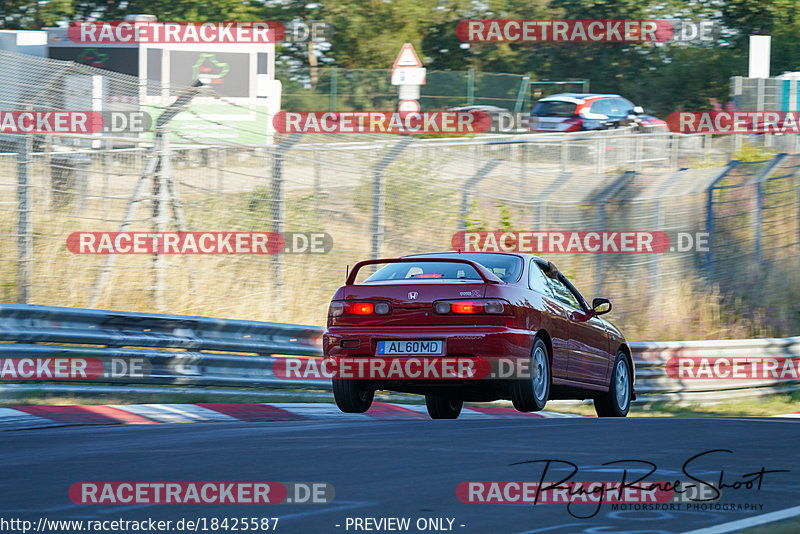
332 379 374 413
510 338 550 412
594 352 632 417
425 396 463 419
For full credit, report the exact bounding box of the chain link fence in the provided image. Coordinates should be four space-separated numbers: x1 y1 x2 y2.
277 67 530 111
3 51 800 342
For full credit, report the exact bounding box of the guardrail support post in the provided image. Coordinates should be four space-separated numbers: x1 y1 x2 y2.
16 135 33 304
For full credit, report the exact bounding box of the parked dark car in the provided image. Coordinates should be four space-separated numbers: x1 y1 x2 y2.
324 252 634 419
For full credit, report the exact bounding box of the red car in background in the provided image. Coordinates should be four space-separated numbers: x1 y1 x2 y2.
530 93 667 133
323 252 634 419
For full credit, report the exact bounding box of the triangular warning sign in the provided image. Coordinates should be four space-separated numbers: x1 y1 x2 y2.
393 43 422 70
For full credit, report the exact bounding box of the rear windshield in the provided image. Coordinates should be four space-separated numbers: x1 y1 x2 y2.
363 254 523 283
533 100 577 117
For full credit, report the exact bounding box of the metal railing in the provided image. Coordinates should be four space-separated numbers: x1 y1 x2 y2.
0 303 797 405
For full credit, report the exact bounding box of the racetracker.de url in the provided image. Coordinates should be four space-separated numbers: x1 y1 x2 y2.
0 516 279 533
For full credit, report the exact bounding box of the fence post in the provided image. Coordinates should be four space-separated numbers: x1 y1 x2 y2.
371 138 412 262
519 141 527 201
670 134 679 169
638 135 645 172
16 136 33 304
705 161 741 278
596 137 606 175
460 160 502 230
314 148 322 213
466 68 474 106
103 139 112 219
750 154 785 265
153 132 171 313
594 202 607 296
216 147 223 195
271 149 285 296
755 180 762 264
330 66 338 111
513 75 530 115
591 171 634 295
269 134 303 297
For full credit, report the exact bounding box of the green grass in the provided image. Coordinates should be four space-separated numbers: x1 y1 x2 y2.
549 390 800 417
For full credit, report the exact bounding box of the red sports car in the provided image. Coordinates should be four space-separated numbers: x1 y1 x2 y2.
323 252 634 418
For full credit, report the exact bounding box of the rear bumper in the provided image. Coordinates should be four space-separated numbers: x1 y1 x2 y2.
323 325 532 361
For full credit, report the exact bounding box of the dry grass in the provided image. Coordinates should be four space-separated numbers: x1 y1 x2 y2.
1 150 798 340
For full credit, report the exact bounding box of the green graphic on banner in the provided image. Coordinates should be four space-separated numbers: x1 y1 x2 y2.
147 103 271 145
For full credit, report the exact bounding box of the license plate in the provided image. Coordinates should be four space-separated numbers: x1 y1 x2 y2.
538 122 555 129
377 340 444 355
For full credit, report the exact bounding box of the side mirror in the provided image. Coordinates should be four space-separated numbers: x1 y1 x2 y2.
592 297 612 315
632 106 644 114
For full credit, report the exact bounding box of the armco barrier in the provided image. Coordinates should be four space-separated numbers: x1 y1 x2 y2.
0 303 323 389
630 337 800 403
0 303 797 403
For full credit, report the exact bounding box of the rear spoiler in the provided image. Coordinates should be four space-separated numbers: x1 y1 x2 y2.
345 257 504 285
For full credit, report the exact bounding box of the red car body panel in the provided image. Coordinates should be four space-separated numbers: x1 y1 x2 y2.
323 253 634 402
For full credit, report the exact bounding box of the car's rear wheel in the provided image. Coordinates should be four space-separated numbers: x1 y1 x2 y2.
594 352 631 417
332 379 374 413
425 396 462 419
510 338 550 412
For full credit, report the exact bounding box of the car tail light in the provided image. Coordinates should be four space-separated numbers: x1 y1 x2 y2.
451 301 482 314
329 300 392 316
564 117 583 132
433 299 510 315
349 302 374 315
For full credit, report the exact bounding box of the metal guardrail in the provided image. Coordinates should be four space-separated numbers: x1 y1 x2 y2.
0 303 323 390
630 338 800 403
0 303 797 404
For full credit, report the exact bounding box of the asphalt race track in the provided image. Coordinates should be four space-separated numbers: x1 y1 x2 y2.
1 417 798 533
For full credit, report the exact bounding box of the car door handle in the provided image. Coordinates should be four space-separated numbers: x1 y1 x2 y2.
569 311 588 322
